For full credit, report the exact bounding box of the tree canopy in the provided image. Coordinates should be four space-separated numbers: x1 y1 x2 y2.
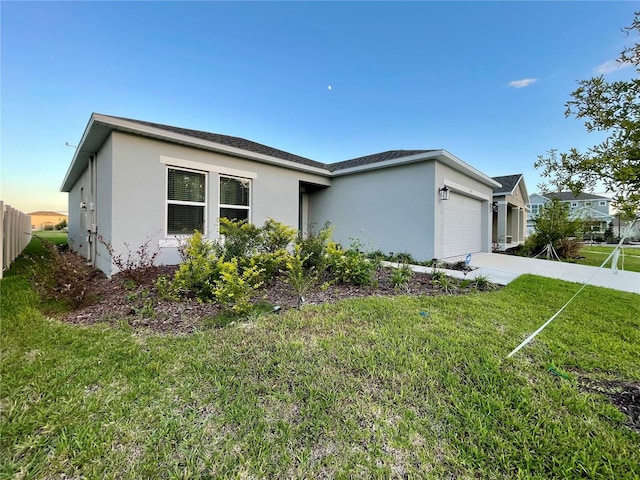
535 13 640 219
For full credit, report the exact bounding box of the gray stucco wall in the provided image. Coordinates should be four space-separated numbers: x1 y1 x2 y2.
67 135 114 274
308 162 437 260
102 132 329 272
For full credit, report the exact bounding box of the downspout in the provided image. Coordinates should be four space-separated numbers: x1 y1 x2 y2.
87 154 97 265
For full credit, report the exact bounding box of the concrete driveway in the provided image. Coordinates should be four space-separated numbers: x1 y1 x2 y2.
463 252 640 294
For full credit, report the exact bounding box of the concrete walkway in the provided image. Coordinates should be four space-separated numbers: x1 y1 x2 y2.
384 253 640 294
462 252 639 294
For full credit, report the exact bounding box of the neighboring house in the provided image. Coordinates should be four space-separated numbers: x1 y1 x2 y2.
61 114 503 276
491 174 529 250
527 192 613 235
612 217 640 242
28 211 68 231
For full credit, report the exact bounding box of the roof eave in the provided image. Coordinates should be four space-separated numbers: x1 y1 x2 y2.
331 149 501 188
61 114 332 192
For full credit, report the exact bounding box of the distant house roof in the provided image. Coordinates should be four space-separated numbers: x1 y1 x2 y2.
28 211 67 216
491 174 523 195
543 192 610 201
61 113 500 191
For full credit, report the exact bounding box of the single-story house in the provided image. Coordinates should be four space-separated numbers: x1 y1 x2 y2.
491 174 529 250
61 113 504 275
28 211 68 231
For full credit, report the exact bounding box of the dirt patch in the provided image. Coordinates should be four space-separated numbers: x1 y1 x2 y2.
576 374 640 433
61 265 485 335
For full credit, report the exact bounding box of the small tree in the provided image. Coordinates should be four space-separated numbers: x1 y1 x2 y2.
535 13 640 219
55 219 68 230
530 199 583 258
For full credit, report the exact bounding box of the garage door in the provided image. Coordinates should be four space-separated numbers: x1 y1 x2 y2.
441 192 483 258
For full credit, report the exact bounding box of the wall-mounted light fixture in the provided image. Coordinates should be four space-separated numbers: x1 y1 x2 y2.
492 201 498 213
438 186 450 201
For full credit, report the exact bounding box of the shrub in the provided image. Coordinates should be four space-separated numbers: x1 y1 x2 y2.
98 235 161 284
555 238 582 259
250 249 290 283
296 222 334 273
260 218 297 253
171 231 221 300
431 269 454 294
26 237 97 309
218 218 262 260
213 258 263 316
326 241 375 286
283 244 319 307
388 252 417 264
473 274 498 291
391 263 414 292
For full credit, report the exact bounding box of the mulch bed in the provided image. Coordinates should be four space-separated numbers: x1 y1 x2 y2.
62 265 478 335
576 374 640 434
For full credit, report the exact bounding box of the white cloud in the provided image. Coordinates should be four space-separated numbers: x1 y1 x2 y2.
508 78 538 88
594 59 632 75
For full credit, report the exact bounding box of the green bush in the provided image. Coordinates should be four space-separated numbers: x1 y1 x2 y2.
213 258 263 316
250 249 290 283
172 231 221 300
218 218 262 260
326 241 376 286
297 222 334 273
283 244 319 307
260 218 297 253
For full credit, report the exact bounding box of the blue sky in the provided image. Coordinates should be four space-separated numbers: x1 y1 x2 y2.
1 1 636 214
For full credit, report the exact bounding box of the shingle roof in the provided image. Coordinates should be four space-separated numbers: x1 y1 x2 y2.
328 150 436 172
544 191 610 201
105 115 436 173
492 174 523 194
107 115 329 170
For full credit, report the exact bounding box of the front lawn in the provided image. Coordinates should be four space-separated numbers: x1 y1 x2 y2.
574 244 640 272
1 257 639 477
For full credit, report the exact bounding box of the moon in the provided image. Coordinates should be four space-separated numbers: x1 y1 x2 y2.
328 85 332 91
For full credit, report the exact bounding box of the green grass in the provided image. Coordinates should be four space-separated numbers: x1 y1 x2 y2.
574 244 640 272
31 230 68 244
1 251 639 478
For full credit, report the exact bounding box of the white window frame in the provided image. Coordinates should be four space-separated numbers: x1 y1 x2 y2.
599 200 607 206
571 202 578 208
166 166 207 237
219 175 251 222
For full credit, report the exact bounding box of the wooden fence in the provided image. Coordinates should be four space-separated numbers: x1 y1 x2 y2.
0 201 32 279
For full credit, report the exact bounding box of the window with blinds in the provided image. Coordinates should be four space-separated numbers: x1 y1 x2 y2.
219 176 250 222
167 167 206 235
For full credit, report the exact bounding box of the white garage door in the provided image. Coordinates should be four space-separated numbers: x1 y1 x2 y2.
441 192 483 258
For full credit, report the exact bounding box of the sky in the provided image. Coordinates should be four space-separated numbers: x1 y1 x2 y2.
1 1 637 214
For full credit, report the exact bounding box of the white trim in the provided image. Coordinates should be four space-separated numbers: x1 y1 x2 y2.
160 155 257 179
159 238 185 248
443 178 492 201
